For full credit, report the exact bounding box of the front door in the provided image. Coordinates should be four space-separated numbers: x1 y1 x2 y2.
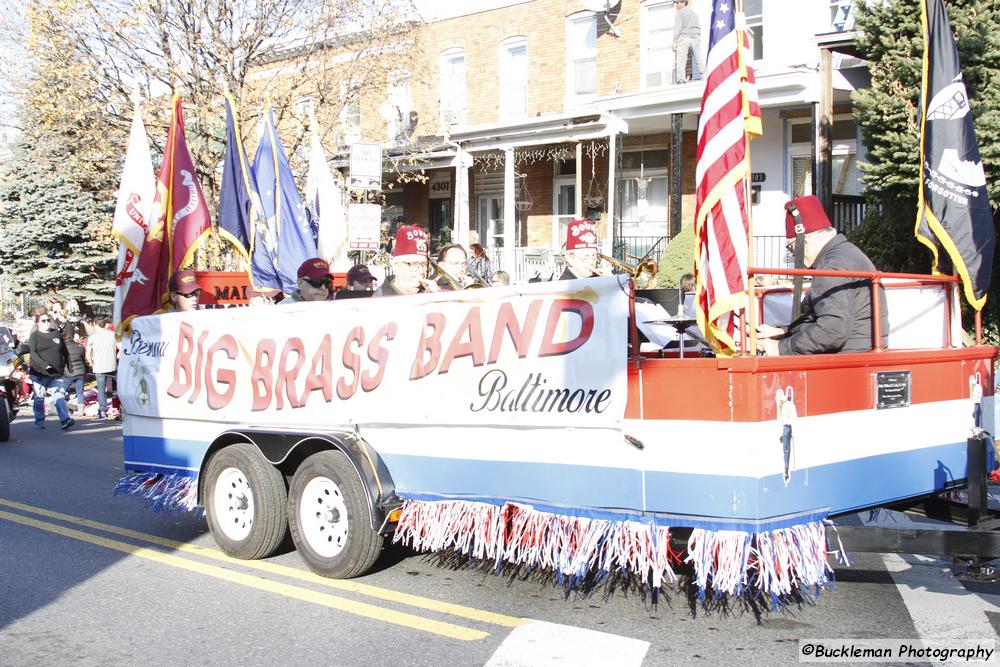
429 199 452 251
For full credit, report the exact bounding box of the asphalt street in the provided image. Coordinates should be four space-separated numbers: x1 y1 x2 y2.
0 415 998 666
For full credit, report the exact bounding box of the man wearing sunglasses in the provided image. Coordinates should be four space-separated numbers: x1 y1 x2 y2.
27 309 74 430
282 258 334 304
165 270 202 313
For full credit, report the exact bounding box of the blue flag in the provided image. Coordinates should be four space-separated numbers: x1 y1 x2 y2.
252 107 318 295
217 96 281 292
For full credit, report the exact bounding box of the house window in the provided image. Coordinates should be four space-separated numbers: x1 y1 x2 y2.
440 48 467 127
641 2 675 88
566 14 597 100
339 80 361 144
743 0 764 61
500 37 528 119
615 147 669 238
787 117 861 197
386 70 412 144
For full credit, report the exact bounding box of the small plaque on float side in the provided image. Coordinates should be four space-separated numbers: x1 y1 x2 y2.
875 370 911 409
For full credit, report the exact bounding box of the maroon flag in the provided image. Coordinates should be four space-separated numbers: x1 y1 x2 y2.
121 95 211 329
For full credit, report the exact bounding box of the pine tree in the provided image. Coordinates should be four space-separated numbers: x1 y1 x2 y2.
0 137 115 305
851 0 1000 337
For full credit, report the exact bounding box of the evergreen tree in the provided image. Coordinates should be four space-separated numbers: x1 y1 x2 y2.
851 0 1000 337
0 137 115 305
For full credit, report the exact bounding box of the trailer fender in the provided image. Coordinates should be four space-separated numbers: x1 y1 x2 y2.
198 429 399 532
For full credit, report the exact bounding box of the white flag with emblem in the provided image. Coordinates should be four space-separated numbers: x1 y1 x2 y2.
112 104 155 328
305 118 349 271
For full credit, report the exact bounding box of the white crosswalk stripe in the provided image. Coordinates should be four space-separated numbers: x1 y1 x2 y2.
485 620 649 667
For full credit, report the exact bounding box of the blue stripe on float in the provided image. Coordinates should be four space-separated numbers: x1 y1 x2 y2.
383 455 645 510
125 433 972 523
387 440 971 522
123 435 210 474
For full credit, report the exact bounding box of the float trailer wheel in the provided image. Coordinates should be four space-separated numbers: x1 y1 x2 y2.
288 450 383 578
204 443 288 560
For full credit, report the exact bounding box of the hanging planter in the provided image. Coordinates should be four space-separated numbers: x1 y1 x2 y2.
515 173 533 212
584 175 605 210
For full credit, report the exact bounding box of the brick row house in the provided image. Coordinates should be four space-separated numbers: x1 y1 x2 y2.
256 0 869 280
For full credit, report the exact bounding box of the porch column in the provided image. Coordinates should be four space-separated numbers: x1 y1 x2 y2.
503 147 516 273
815 47 834 216
575 141 583 218
452 145 471 249
604 130 617 257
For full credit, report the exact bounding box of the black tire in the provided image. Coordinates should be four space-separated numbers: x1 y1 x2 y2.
288 450 383 578
203 443 288 560
0 397 10 442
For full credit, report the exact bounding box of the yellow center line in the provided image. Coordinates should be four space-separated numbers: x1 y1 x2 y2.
0 498 527 629
0 508 487 641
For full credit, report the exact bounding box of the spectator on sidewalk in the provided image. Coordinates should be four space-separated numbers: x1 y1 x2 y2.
63 322 88 416
27 308 74 431
86 317 117 419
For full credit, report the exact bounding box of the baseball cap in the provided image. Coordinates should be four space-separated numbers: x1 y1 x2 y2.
297 258 332 281
168 270 200 295
347 264 375 284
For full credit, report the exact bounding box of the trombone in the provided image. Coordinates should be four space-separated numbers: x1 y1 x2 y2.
598 254 659 289
428 257 488 289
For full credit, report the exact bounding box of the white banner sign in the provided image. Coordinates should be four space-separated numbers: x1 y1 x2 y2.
349 142 382 191
118 278 629 429
348 203 382 250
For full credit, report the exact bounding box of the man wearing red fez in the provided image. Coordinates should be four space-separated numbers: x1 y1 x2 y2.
282 258 333 304
560 219 603 280
375 225 438 296
757 195 888 356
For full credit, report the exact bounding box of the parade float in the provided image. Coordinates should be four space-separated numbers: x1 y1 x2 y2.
114 271 997 603
112 0 999 606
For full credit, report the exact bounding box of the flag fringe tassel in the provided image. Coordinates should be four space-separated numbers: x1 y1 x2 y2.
113 472 200 514
393 498 842 604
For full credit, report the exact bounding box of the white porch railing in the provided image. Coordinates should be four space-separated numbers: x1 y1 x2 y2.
485 247 564 284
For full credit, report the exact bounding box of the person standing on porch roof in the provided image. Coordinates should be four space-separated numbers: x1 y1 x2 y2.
674 0 704 83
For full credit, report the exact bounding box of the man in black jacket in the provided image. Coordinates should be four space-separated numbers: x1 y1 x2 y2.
757 195 888 355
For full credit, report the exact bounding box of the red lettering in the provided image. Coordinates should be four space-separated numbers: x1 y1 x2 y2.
302 334 333 403
337 327 364 400
362 323 397 392
439 307 485 374
487 300 542 364
188 329 209 404
276 338 306 409
251 339 277 411
410 313 446 380
538 299 595 357
205 335 237 410
167 322 196 399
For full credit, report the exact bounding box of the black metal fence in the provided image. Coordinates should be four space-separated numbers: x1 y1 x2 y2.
832 194 876 232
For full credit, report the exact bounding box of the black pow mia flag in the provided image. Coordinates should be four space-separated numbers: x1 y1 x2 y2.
916 0 994 310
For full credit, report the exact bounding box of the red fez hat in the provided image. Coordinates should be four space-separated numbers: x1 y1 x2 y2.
566 219 599 251
168 270 199 295
784 195 833 238
393 225 429 258
297 258 332 281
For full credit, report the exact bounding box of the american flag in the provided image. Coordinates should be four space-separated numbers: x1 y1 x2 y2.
693 0 762 355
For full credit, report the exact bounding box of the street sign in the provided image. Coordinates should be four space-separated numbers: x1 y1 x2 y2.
349 142 383 191
348 203 382 250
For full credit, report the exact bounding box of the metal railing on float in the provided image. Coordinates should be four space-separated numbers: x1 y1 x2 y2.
740 267 977 355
